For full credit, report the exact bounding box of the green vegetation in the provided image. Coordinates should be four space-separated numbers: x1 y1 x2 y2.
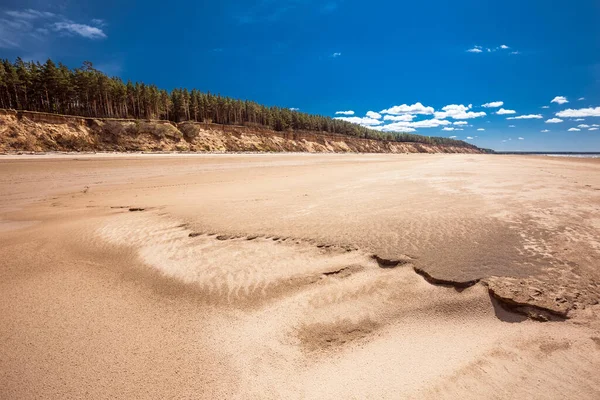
0 58 477 148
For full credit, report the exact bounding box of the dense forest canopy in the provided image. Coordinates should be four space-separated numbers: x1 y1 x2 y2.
0 58 477 148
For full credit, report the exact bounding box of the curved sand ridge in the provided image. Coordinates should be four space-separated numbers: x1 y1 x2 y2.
91 209 600 398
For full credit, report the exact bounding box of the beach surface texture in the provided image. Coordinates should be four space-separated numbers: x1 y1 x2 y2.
1 153 600 399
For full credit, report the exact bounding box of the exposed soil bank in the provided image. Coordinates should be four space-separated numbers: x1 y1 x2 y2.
0 109 483 154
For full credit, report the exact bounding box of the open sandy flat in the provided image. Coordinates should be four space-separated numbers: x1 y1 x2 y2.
1 153 600 399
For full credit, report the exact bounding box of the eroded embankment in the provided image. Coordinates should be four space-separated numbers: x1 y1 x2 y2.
92 208 577 355
0 109 483 154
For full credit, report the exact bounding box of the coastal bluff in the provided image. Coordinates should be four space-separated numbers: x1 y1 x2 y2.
0 109 484 154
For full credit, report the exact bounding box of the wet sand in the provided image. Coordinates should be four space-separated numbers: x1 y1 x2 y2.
1 153 600 399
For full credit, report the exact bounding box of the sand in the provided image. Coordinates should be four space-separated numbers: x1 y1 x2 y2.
1 153 600 399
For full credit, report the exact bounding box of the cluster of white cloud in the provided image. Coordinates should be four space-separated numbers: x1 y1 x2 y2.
0 8 107 48
556 106 600 118
506 114 542 120
545 118 563 123
575 123 599 131
379 102 434 115
334 102 491 133
541 129 550 133
433 104 486 120
496 108 516 115
551 96 569 105
467 45 516 54
53 22 106 39
482 101 503 108
383 114 415 122
334 96 599 137
333 116 383 126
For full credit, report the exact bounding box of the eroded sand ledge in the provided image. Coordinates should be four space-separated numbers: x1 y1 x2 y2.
1 153 600 399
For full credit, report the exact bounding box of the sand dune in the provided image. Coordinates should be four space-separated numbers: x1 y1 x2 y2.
1 154 600 398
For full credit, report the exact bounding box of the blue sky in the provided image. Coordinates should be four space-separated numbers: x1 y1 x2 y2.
1 0 600 151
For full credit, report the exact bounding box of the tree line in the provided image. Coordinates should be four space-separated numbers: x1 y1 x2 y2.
0 58 476 148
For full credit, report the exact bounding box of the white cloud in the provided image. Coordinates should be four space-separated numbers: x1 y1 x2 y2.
500 45 509 49
380 102 435 115
52 22 106 39
449 135 457 138
577 124 590 128
409 118 452 128
551 96 569 105
477 128 485 131
545 118 563 123
335 110 354 115
467 47 483 53
510 51 520 55
0 9 107 48
509 125 516 128
453 121 468 125
442 127 455 131
589 128 599 131
5 9 56 19
366 111 382 119
383 114 415 122
507 114 543 120
455 128 464 131
466 136 474 140
556 106 600 118
331 52 342 57
496 108 516 115
434 104 486 120
541 106 550 109
289 107 299 111
541 129 550 133
502 140 507 143
380 118 451 132
593 124 600 127
573 118 585 121
334 116 382 126
578 97 585 101
482 101 504 108
518 137 524 140
568 128 580 132
380 124 416 133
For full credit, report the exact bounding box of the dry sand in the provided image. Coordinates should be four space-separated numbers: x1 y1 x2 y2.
1 153 600 399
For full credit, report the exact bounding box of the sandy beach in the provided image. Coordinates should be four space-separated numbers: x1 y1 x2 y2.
1 153 600 399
